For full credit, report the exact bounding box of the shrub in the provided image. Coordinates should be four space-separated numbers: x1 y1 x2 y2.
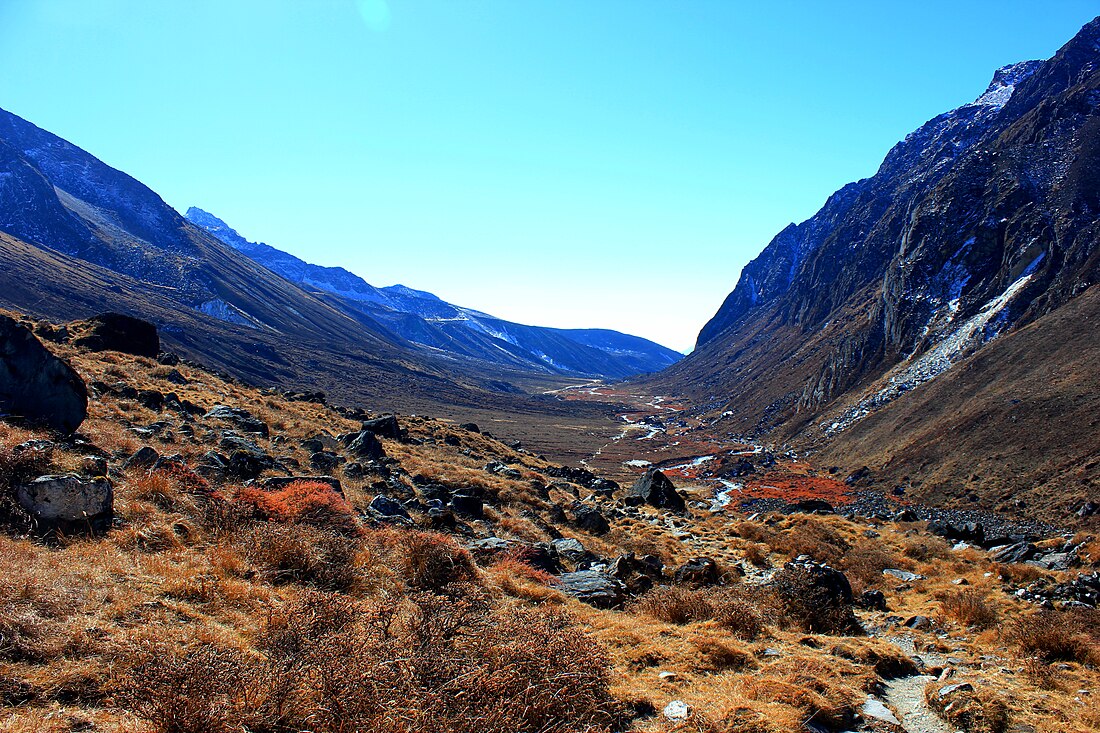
1005 609 1099 664
939 589 998 629
635 586 716 625
902 535 949 562
925 682 1008 733
239 523 361 591
770 564 861 636
236 480 359 535
370 528 478 593
0 442 54 529
840 540 901 593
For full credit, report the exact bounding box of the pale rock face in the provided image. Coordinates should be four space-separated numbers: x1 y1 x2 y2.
16 474 114 526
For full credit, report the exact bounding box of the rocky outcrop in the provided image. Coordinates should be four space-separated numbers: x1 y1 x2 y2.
71 313 160 358
0 315 87 434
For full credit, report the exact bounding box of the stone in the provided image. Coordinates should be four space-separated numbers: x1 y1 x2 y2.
551 537 589 563
310 451 344 471
883 568 924 582
15 474 113 532
674 557 720 586
861 698 900 726
559 570 625 608
360 415 401 441
70 313 159 357
573 504 610 535
0 315 87 434
662 700 690 721
369 494 410 519
990 542 1036 564
205 405 269 436
624 469 685 512
449 493 483 519
904 615 932 630
124 446 160 470
859 589 888 611
658 671 679 682
347 430 385 460
458 422 480 433
937 682 974 700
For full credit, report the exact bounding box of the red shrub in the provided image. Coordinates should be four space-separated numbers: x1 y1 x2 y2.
237 481 358 534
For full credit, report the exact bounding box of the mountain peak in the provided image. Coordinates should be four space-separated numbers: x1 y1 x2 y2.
971 60 1043 108
185 207 250 250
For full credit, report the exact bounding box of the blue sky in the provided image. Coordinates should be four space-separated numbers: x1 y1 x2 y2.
1 1 1096 351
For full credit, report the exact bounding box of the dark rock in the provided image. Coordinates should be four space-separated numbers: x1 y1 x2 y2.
347 430 385 460
612 552 664 594
157 352 180 366
136 389 164 411
859 590 888 611
124 446 160 470
449 493 483 519
71 313 159 357
573 504 610 535
163 369 188 385
444 434 461 447
15 474 113 533
904 615 932 630
1075 501 1098 518
625 469 686 512
0 315 87 434
428 507 457 530
590 478 619 496
205 405 269 437
309 451 344 471
991 542 1036 564
360 415 401 440
459 422 480 433
770 558 861 635
369 494 410 519
674 557 720 586
258 475 344 494
551 537 590 564
788 499 835 514
558 570 626 609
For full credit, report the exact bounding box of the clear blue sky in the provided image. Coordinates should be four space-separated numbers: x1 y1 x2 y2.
1 1 1096 351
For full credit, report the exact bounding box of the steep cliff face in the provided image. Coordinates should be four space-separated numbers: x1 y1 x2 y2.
663 18 1100 437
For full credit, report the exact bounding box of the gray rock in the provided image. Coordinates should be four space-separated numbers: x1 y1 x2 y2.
347 429 385 460
937 681 974 700
369 494 410 519
551 537 589 563
883 568 925 582
15 474 113 532
360 415 401 440
558 570 626 608
124 446 160 470
205 405 269 436
0 315 87 434
861 697 900 726
662 700 690 721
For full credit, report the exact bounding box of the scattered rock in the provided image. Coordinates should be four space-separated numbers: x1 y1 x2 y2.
360 415 401 441
205 405 270 437
558 570 626 609
624 469 686 512
15 474 113 532
883 569 924 582
70 313 159 357
573 504 610 535
124 446 160 470
662 700 690 721
347 430 386 460
369 494 410 519
551 537 589 564
0 315 88 434
674 557 720 586
861 697 901 726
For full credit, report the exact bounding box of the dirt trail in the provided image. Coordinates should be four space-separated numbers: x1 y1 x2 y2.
883 674 955 733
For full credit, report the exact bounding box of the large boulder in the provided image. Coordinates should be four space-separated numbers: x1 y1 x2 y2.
346 429 385 460
360 415 401 441
15 474 113 532
558 570 627 609
0 315 87 434
769 557 861 635
205 405 270 436
624 469 686 512
70 313 159 357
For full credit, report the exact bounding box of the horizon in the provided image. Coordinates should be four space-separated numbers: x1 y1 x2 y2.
1 1 1097 352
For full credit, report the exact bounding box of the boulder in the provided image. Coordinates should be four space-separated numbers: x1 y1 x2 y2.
15 474 113 532
70 313 159 357
0 315 87 434
124 446 160 470
573 504 610 535
347 430 385 460
449 492 484 519
360 415 401 441
558 570 626 609
205 405 269 437
458 422 480 433
624 469 685 512
674 557 720 586
612 552 664 594
369 494 410 519
770 558 860 635
551 537 590 564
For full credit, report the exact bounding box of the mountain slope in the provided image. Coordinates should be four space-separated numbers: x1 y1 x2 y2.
650 17 1100 520
185 207 682 378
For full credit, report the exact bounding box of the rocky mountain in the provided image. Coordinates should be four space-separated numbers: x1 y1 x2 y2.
185 207 681 378
652 17 1100 513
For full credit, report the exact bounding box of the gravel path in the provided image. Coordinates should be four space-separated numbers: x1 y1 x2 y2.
883 674 956 733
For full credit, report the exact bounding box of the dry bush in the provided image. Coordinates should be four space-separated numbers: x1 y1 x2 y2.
0 544 83 662
1021 658 1059 690
221 591 621 733
770 564 861 636
634 586 717 625
489 558 565 605
369 528 478 593
998 562 1046 584
0 441 54 529
772 516 849 565
690 636 755 672
902 535 950 562
840 540 901 593
239 523 361 591
236 481 359 535
742 542 771 567
1005 608 1099 664
738 674 856 732
939 588 999 629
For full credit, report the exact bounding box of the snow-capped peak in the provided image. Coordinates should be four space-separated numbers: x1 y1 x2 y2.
971 60 1042 109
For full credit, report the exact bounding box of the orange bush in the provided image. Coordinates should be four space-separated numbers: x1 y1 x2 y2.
370 528 478 592
236 481 358 534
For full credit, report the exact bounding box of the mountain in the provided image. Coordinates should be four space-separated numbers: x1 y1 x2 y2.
185 207 682 378
0 104 667 440
651 17 1100 519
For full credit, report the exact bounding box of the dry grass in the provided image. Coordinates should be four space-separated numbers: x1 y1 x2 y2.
939 588 999 629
